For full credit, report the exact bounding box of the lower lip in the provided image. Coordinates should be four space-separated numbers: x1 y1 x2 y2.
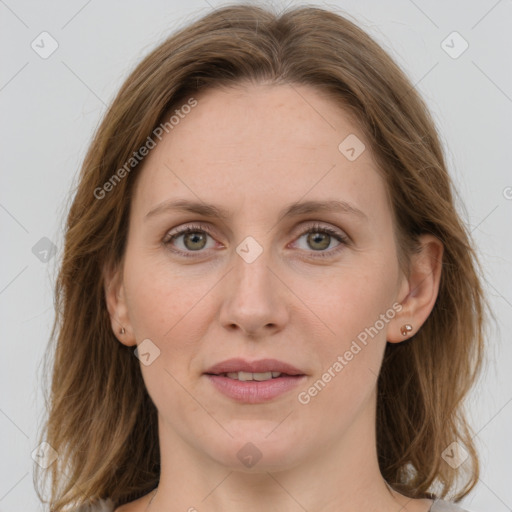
205 374 306 403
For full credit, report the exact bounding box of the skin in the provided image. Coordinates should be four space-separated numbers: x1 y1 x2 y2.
105 82 443 512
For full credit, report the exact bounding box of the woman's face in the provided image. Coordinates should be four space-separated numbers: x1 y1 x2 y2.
110 83 411 471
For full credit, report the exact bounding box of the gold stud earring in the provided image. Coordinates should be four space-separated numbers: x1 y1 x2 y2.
119 327 126 335
400 324 413 336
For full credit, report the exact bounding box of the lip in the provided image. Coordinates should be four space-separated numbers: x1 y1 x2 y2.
203 358 307 404
205 374 307 403
204 358 305 376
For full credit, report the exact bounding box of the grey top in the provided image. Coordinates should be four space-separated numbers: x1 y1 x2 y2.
76 497 473 511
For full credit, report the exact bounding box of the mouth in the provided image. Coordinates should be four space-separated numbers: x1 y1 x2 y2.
203 358 307 403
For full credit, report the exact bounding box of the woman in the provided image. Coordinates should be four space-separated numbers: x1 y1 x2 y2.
34 4 488 512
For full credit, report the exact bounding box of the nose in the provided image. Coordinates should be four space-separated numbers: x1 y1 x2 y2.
218 244 289 338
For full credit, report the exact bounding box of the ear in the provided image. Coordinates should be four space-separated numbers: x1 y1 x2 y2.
103 259 136 347
387 234 444 343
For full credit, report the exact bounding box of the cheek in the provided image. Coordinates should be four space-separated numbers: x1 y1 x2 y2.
293 252 399 411
294 268 393 427
122 255 208 406
123 250 208 340
297 261 397 345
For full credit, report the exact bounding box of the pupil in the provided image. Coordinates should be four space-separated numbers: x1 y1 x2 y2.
309 232 329 250
186 232 206 250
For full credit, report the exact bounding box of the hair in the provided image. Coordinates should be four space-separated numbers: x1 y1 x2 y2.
34 2 490 510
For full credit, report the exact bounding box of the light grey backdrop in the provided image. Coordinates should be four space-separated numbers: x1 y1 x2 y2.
1 1 511 511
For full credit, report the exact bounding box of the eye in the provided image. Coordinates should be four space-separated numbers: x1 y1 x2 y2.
162 224 217 257
162 222 349 258
291 223 349 258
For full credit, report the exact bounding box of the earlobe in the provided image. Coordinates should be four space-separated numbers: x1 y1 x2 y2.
103 261 136 347
387 234 444 344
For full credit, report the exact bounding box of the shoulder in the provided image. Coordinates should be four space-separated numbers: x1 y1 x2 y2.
430 498 474 512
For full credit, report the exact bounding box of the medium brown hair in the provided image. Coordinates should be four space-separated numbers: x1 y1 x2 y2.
35 3 489 510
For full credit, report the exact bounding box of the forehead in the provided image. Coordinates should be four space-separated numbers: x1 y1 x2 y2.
131 83 389 223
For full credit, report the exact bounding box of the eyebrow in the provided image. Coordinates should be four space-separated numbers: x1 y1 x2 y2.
145 198 368 223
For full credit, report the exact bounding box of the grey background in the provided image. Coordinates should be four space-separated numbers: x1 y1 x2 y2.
1 0 511 511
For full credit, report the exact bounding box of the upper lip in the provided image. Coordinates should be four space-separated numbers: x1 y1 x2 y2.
204 358 306 376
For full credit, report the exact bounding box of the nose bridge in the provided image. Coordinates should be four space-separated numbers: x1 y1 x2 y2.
219 234 287 335
232 235 276 304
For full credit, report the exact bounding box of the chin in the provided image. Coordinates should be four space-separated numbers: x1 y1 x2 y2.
206 431 307 473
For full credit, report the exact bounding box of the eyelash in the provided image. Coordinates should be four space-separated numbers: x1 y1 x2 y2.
162 222 349 259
